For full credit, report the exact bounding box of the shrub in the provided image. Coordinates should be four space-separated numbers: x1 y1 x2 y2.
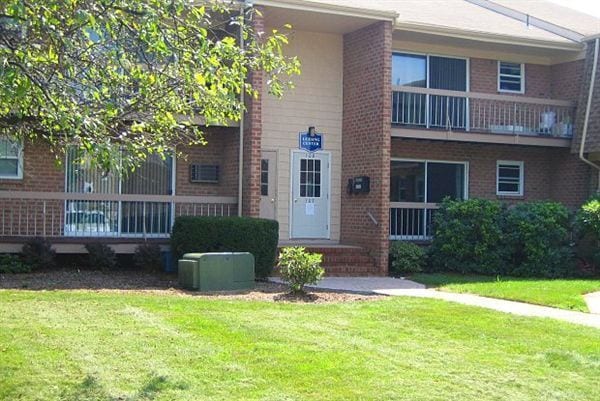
576 195 600 239
504 202 574 278
85 243 117 271
389 242 425 276
430 198 507 274
21 237 55 270
278 247 324 294
0 254 31 274
171 216 279 279
575 196 600 272
133 243 163 273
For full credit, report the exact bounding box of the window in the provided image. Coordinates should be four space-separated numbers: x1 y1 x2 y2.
65 150 174 236
300 158 321 198
0 137 23 179
496 161 524 196
392 52 468 129
260 159 269 196
498 61 524 93
390 160 468 203
392 53 427 87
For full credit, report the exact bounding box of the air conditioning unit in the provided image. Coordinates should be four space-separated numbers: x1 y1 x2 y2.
190 164 219 183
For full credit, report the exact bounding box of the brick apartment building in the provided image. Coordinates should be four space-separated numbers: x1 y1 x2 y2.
2 0 600 275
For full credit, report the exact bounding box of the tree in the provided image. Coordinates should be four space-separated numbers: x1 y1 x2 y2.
0 0 300 171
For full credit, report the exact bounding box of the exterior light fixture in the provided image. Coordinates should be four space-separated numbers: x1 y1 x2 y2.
308 126 316 136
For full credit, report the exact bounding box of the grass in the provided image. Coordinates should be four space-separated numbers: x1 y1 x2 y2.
411 273 600 312
0 290 599 400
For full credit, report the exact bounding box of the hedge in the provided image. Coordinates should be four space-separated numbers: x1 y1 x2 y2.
429 199 575 278
429 198 506 274
171 216 279 279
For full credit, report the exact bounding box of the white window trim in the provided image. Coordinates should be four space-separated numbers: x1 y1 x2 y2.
496 160 524 196
497 61 525 94
391 158 470 202
0 138 24 180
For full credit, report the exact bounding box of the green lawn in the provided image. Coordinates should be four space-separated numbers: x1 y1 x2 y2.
0 290 599 400
411 273 600 312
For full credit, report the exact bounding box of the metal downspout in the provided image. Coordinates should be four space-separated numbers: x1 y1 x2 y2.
237 2 247 217
579 38 600 190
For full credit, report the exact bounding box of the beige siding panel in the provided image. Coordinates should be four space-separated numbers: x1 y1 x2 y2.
262 30 343 241
393 37 561 65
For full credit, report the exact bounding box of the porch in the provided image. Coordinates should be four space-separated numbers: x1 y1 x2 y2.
0 191 237 253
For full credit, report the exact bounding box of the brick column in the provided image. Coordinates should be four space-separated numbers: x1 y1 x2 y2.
341 21 392 275
241 7 264 217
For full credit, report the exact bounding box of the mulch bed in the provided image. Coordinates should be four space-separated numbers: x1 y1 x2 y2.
0 270 384 303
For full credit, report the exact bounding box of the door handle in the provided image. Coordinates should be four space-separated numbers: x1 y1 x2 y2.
294 198 298 203
270 198 275 203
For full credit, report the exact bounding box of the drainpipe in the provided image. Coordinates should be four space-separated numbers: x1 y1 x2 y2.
579 38 600 191
237 2 248 217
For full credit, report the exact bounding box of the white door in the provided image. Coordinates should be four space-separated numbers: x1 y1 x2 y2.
259 151 277 220
291 151 330 239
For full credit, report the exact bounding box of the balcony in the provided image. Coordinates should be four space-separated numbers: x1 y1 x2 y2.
391 86 575 147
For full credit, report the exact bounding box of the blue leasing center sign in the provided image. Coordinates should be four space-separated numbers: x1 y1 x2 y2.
299 131 323 152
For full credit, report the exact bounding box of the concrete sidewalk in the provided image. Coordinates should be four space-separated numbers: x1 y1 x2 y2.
270 277 600 329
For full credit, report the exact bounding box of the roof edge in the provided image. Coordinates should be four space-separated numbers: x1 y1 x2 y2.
466 0 585 42
394 22 584 51
252 0 398 21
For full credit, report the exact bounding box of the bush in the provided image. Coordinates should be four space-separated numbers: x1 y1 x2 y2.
278 247 324 294
21 237 55 270
0 254 31 274
133 243 163 273
576 195 600 239
504 202 574 278
389 242 425 276
85 243 117 271
430 198 507 274
171 216 279 279
575 196 600 269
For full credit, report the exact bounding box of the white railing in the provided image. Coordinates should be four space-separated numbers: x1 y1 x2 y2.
389 202 439 241
392 86 575 138
0 191 237 239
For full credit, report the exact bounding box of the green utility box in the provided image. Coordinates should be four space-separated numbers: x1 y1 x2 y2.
178 252 255 291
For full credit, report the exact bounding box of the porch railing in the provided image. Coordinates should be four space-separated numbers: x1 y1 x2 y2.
0 191 237 239
389 202 439 241
392 85 575 138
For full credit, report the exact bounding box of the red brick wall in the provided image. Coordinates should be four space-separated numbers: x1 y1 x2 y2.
470 58 552 98
391 138 590 208
573 41 600 157
551 59 584 102
241 6 264 217
342 21 392 274
175 127 238 197
0 140 64 192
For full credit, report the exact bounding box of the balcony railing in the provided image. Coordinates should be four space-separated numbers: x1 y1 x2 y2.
0 191 237 239
389 202 439 241
392 86 576 138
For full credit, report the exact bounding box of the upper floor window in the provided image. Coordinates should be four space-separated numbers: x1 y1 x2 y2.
392 53 468 91
498 61 524 94
0 137 23 179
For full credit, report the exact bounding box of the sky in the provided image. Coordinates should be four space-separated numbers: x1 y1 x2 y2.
549 0 600 18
